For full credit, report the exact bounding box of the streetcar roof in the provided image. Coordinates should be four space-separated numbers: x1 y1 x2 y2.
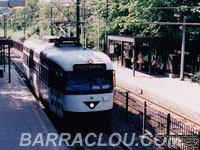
24 40 113 71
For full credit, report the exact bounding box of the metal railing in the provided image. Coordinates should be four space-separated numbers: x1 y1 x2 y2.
12 40 23 52
114 85 200 150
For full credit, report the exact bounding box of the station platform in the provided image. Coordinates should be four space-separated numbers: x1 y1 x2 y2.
0 65 67 150
113 62 200 124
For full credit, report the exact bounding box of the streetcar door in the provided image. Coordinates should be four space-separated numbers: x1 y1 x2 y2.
56 90 64 118
49 70 64 118
49 70 57 114
50 88 56 114
29 50 34 86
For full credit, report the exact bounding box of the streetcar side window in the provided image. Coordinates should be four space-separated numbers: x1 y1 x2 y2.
23 54 29 65
35 62 40 73
29 58 34 68
40 66 48 83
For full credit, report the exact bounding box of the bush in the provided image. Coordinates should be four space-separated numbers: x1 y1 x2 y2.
191 71 200 83
20 37 26 42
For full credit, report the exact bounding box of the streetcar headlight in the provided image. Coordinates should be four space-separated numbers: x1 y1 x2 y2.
84 101 99 109
90 103 95 108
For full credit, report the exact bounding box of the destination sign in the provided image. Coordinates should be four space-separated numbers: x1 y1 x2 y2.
73 64 106 71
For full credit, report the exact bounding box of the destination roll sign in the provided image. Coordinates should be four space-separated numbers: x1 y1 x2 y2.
73 64 106 71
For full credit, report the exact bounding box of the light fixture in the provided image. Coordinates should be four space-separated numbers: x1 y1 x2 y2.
9 0 25 9
179 25 183 30
0 1 8 7
9 0 25 8
0 9 11 15
84 101 99 109
0 0 25 9
174 13 181 18
88 59 93 64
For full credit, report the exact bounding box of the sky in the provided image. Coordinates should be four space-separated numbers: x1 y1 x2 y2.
40 0 50 2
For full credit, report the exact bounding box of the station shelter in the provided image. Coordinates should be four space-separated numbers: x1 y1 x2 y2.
0 37 13 82
108 35 169 74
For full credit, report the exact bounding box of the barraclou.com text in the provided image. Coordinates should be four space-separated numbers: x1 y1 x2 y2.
19 133 167 147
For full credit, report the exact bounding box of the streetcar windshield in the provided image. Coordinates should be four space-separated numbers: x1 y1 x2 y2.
65 71 113 92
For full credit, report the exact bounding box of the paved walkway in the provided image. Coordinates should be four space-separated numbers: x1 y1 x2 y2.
0 65 67 150
113 62 200 125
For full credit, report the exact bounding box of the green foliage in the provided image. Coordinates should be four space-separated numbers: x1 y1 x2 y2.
0 0 199 49
190 72 200 83
86 0 200 50
20 36 26 42
0 0 54 40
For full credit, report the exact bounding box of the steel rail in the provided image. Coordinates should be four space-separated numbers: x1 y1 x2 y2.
10 43 200 127
114 91 198 150
115 85 200 127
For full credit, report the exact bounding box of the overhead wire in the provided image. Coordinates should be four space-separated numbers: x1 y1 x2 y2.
47 1 200 26
47 1 200 9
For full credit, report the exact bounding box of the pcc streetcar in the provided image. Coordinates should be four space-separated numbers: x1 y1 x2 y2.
23 36 115 120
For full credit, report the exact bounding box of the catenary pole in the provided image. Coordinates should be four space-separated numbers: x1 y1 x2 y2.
180 17 186 81
76 0 80 45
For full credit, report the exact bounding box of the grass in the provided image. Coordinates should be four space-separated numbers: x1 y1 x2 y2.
0 28 25 41
0 27 41 42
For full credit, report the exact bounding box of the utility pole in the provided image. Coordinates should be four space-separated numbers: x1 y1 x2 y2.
83 0 86 47
24 12 26 37
98 15 100 51
81 24 83 45
180 16 186 81
68 25 71 37
67 6 71 37
50 7 53 35
4 15 6 37
76 0 80 45
104 0 108 53
81 0 84 46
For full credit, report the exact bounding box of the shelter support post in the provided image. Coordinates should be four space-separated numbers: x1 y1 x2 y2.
3 45 5 72
121 41 124 66
132 44 135 77
148 43 152 74
8 45 11 83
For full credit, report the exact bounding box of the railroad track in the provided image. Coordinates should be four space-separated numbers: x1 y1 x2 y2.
113 86 200 150
114 86 200 128
10 48 200 150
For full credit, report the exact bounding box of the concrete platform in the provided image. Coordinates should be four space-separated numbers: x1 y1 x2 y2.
0 65 67 150
113 63 200 125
